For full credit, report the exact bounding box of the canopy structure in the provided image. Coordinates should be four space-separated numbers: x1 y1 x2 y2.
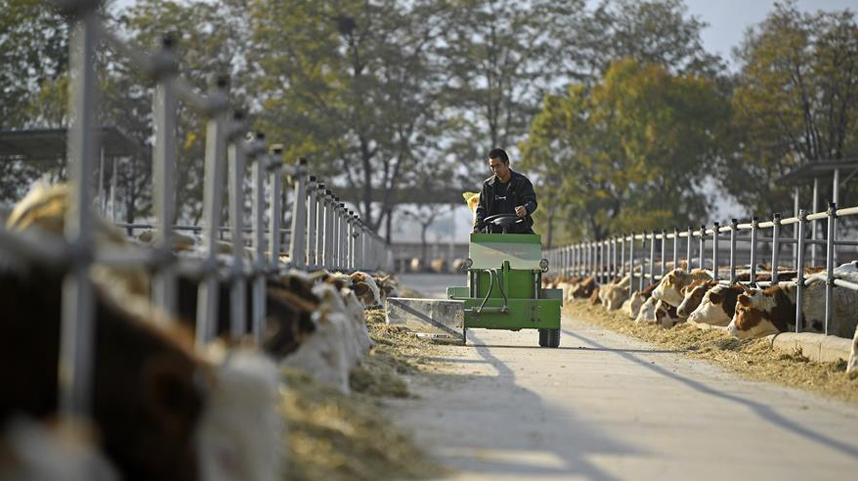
0 126 139 161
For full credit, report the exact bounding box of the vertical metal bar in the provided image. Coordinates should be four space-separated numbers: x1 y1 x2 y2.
698 225 705 272
323 190 334 270
98 147 105 214
196 76 230 347
660 230 666 275
639 234 646 291
620 236 626 277
771 213 781 285
151 35 178 318
750 217 758 285
306 176 317 269
729 219 738 282
227 112 247 339
250 133 267 343
811 177 819 266
628 234 636 296
686 226 693 269
832 169 839 267
712 223 720 282
793 187 800 270
110 156 118 222
268 146 284 268
288 158 308 269
795 209 807 333
60 8 99 417
649 231 655 284
316 184 327 268
825 202 836 335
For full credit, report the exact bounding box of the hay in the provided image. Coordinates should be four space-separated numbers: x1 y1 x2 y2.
565 299 858 405
282 368 443 481
281 306 446 481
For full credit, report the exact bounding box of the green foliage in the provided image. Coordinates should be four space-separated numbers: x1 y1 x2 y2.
520 59 730 243
721 1 858 216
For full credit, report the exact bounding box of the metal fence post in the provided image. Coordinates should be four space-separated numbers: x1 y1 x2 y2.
60 5 99 417
227 110 248 339
750 217 758 284
288 158 308 269
712 222 719 282
628 234 636 297
649 231 656 284
196 76 230 347
796 209 807 333
660 230 667 275
249 133 267 343
268 146 284 269
729 219 738 282
771 213 781 285
825 202 836 335
151 35 178 319
672 229 679 270
639 234 646 291
686 226 693 269
306 176 318 269
322 189 334 270
698 224 705 272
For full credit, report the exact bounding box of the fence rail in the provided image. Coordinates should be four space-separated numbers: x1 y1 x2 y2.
545 203 858 337
0 1 392 420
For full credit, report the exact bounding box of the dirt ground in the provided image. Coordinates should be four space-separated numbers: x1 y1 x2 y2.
564 298 858 405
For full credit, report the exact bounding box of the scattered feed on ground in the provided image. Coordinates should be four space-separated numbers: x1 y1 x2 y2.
283 306 447 481
564 299 858 405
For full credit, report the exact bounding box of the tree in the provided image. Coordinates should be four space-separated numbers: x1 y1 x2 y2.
520 59 730 242
719 1 858 216
249 0 450 240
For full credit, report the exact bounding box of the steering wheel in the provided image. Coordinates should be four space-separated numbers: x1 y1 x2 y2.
482 213 523 234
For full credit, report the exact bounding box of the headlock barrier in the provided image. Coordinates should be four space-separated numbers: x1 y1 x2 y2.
544 201 858 337
0 0 392 425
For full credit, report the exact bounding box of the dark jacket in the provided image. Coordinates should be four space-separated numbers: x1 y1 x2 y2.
473 170 538 234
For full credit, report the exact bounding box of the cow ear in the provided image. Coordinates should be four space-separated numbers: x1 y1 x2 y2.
353 282 369 296
143 355 201 438
709 292 722 304
738 294 751 307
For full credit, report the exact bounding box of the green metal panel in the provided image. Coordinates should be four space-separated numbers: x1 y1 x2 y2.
543 288 564 301
469 233 543 270
463 298 561 329
474 266 537 299
446 286 469 299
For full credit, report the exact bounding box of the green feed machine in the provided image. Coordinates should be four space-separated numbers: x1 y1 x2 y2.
385 214 564 347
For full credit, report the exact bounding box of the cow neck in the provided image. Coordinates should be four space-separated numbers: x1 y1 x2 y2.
723 286 743 317
761 285 796 332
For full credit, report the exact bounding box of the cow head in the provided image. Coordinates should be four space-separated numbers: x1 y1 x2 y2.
676 280 716 317
349 271 382 307
655 300 681 328
652 269 691 306
624 291 645 319
634 296 657 323
686 284 744 327
727 285 794 339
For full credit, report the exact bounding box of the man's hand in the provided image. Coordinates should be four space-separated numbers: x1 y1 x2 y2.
515 205 527 218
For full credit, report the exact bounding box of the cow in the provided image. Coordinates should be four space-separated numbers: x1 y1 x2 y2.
655 300 682 328
623 282 658 319
652 268 712 307
0 260 207 481
349 271 382 307
430 258 448 273
634 296 657 323
570 276 597 299
727 280 858 339
676 279 718 318
589 286 602 306
599 275 630 311
686 284 746 327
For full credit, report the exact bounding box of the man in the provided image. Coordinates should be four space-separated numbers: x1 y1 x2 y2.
473 148 538 234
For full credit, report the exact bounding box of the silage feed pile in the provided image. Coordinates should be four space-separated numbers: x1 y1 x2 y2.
282 307 446 481
564 299 858 405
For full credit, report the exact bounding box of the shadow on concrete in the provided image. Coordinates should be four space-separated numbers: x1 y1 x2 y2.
402 330 642 481
562 328 858 462
465 340 684 355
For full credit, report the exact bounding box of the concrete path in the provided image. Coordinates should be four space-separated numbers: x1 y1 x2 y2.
387 275 858 481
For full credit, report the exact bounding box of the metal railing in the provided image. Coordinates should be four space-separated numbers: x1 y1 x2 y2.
545 204 858 336
0 1 392 420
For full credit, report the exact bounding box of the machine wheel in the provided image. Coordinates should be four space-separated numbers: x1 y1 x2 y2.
546 328 561 348
538 328 549 347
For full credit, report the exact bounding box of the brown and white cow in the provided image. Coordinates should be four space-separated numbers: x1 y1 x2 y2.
652 268 712 307
570 276 598 299
686 284 746 327
727 280 858 339
601 275 630 311
622 281 658 319
676 279 718 318
849 326 858 373
654 300 682 328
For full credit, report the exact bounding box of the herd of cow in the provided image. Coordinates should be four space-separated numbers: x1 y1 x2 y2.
0 183 398 481
547 261 858 373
